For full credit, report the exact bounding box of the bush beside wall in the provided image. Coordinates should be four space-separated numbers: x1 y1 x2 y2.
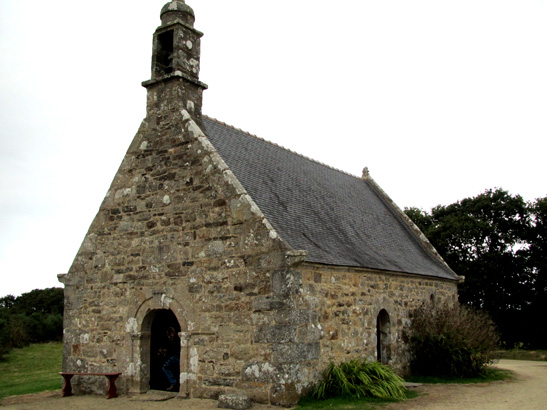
408 302 499 378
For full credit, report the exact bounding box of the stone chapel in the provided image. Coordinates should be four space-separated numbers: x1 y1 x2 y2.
58 1 460 405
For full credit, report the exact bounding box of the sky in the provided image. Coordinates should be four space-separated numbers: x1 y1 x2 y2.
1 0 546 297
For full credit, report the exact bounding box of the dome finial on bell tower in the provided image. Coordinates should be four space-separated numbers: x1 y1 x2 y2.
160 0 195 26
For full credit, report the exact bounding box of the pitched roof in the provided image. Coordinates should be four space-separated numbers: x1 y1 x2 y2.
203 117 458 281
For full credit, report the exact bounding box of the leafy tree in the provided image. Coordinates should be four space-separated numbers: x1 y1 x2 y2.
9 288 64 316
0 287 64 360
405 189 546 348
526 197 547 346
0 295 16 309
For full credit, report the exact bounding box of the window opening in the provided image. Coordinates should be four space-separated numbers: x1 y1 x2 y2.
376 309 391 364
155 30 174 76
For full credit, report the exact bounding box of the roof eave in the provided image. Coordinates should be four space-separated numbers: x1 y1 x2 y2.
301 260 462 283
361 173 459 280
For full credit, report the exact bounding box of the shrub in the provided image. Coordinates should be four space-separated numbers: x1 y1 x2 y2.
0 318 9 361
8 314 32 348
409 302 499 378
311 360 407 400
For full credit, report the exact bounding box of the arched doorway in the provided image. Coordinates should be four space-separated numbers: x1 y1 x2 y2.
149 309 181 391
376 309 391 364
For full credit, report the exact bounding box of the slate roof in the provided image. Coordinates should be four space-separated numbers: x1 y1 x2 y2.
203 117 458 281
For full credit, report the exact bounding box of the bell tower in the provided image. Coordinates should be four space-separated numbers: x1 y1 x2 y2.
142 0 207 122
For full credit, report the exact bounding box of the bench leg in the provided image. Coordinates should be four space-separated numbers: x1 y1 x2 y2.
105 374 120 399
61 374 74 397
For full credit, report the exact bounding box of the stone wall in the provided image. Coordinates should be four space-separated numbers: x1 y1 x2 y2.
297 263 458 376
59 77 305 403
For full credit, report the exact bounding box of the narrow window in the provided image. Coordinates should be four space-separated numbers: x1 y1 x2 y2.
376 309 391 364
155 30 174 76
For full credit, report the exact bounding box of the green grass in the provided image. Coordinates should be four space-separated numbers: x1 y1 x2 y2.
495 349 547 361
406 367 513 384
0 342 63 400
296 390 418 410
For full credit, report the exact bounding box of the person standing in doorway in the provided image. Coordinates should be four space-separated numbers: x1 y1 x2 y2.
158 326 180 391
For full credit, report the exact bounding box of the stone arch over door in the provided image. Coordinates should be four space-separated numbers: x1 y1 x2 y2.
376 309 391 364
126 293 192 397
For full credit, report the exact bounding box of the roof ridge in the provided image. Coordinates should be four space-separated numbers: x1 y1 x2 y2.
203 115 360 180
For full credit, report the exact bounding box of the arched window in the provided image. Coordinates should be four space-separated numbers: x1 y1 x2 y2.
154 30 174 76
376 309 391 364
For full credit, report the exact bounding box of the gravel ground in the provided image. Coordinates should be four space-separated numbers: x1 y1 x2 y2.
385 359 547 410
2 360 546 410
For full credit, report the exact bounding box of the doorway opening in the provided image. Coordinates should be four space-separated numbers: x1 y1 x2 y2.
150 309 181 391
376 309 391 364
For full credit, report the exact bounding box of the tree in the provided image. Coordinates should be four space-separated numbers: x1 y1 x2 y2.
0 287 64 360
10 288 64 316
405 189 545 347
526 197 547 346
0 295 16 309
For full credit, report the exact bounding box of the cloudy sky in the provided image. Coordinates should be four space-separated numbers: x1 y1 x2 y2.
1 0 545 297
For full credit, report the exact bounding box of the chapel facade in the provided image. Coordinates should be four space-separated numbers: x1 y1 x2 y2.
58 1 459 405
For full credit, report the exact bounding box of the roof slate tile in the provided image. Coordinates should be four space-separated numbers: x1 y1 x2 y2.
203 117 458 281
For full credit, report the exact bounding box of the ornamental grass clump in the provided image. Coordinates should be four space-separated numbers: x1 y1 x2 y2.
409 302 499 378
311 360 407 400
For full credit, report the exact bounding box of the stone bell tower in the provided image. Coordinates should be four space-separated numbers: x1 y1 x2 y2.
142 0 208 123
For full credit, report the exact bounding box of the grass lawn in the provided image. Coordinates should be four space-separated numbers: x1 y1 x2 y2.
0 342 63 400
496 349 547 361
406 367 513 384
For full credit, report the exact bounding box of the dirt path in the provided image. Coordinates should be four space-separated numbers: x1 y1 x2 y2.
0 390 280 410
1 360 545 409
386 359 547 410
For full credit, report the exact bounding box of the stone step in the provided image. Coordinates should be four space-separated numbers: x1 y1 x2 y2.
218 393 252 410
130 390 178 402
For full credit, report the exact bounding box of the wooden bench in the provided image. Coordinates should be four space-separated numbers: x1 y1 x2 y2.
58 372 122 399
